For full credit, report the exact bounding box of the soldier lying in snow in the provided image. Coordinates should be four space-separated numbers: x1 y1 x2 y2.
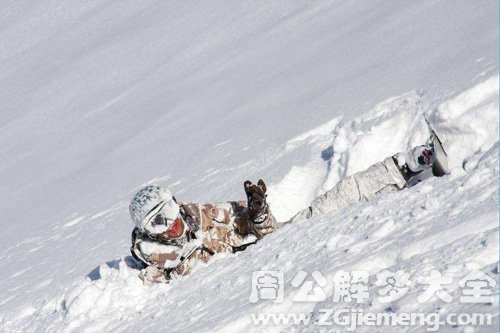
129 145 437 283
130 180 277 283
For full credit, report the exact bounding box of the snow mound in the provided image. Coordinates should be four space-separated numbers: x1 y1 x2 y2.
2 257 172 333
268 90 431 221
428 75 499 169
269 76 499 221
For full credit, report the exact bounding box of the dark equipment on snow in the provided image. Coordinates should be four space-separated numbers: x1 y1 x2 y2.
405 118 449 187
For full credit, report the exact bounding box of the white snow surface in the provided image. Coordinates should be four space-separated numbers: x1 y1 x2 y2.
0 0 498 332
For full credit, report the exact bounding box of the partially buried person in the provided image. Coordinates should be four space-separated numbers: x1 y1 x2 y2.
129 145 436 283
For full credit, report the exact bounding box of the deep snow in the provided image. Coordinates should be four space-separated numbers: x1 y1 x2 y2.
4 76 498 333
0 0 498 332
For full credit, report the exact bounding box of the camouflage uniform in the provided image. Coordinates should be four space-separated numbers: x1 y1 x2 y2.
131 201 276 283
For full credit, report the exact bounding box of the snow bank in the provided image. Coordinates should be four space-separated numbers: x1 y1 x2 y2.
268 91 432 221
269 75 499 221
428 75 499 169
3 258 172 333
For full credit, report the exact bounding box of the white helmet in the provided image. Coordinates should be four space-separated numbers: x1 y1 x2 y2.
129 185 180 234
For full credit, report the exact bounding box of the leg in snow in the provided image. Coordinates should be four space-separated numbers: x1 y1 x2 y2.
286 145 435 223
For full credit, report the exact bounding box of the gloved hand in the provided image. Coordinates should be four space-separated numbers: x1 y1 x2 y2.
244 179 268 221
139 266 169 285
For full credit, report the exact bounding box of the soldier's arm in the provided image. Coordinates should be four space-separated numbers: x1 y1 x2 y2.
130 228 183 270
198 200 275 255
130 227 149 267
232 200 277 239
223 179 276 240
244 179 277 237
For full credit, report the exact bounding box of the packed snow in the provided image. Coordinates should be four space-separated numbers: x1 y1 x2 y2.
0 0 498 332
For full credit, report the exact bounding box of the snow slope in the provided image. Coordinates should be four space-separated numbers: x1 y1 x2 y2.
4 75 498 333
0 0 498 332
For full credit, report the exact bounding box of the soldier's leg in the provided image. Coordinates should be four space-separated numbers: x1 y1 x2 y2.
287 157 406 223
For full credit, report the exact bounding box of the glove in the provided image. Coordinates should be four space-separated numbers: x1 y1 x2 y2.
244 179 268 222
140 266 169 284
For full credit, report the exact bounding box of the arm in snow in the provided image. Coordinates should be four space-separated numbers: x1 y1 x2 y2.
130 227 186 270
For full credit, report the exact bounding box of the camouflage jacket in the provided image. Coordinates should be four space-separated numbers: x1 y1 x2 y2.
131 201 277 283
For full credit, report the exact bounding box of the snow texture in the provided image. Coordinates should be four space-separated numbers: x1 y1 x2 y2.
0 0 498 332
